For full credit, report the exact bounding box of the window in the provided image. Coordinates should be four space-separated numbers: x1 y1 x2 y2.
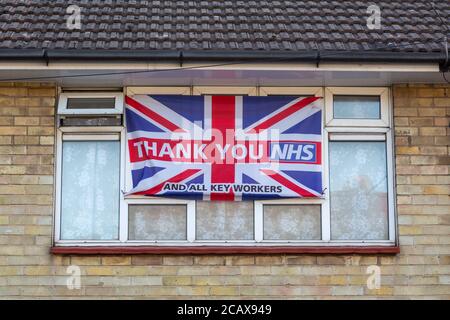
126 199 194 242
325 87 389 127
329 140 389 240
325 87 395 244
54 92 126 244
196 201 254 241
54 87 396 249
333 96 381 119
262 204 322 241
58 92 124 115
59 136 121 241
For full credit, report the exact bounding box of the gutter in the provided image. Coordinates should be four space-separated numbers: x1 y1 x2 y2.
0 49 448 69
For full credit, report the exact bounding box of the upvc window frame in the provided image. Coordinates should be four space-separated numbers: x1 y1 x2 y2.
193 86 258 96
57 92 124 115
54 126 126 245
126 87 192 96
54 86 397 249
325 86 396 244
125 198 196 244
325 128 396 244
325 87 390 127
259 86 323 97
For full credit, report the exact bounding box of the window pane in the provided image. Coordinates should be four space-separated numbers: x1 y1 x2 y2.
264 205 321 240
330 141 389 240
196 202 254 240
67 98 116 109
60 141 120 240
128 205 187 241
333 96 380 119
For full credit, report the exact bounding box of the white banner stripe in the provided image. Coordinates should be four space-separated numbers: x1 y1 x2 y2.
127 131 193 140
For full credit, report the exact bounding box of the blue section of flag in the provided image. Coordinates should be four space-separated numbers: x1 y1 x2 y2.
151 95 205 127
132 166 165 188
242 96 299 129
185 174 204 185
242 174 260 185
126 108 164 133
282 170 323 194
283 111 322 134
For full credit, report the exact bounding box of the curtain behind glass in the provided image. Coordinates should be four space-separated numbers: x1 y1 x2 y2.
330 141 389 240
60 140 120 240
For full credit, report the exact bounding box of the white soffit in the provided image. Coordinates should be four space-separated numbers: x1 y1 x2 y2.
0 62 444 87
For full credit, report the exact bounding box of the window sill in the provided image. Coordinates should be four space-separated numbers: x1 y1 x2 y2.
50 245 400 255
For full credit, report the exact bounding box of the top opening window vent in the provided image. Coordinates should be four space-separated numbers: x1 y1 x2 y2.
58 92 124 115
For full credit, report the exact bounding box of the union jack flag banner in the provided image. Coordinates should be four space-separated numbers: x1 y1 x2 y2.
125 95 324 201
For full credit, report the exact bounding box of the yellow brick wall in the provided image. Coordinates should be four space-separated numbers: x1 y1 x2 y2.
0 83 449 299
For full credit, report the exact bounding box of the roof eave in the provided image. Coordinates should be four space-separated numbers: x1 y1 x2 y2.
0 49 447 69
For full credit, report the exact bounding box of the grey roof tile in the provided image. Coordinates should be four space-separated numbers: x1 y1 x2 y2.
0 0 448 53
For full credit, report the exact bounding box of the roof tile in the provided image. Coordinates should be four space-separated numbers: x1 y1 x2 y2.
0 0 448 52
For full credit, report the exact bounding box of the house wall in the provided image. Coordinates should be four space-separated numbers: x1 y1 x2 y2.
0 82 448 299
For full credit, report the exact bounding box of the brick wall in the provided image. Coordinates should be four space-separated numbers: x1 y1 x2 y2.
0 83 448 299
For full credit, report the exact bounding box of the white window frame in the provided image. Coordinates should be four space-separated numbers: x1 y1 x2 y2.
126 198 196 244
58 92 124 115
325 87 390 127
54 86 396 247
326 130 396 243
254 198 327 243
126 87 192 96
259 86 323 97
54 126 126 245
193 86 258 96
325 86 396 244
